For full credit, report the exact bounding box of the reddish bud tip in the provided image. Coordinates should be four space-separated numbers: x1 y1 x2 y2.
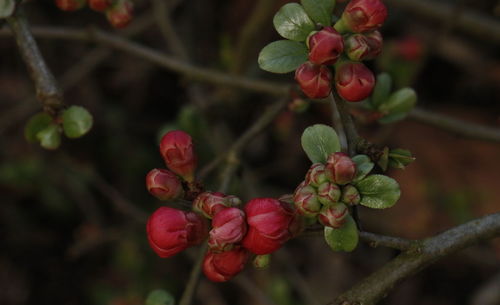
295 62 332 99
318 203 349 228
55 0 86 11
106 0 134 28
335 62 375 102
242 198 299 255
307 27 344 65
317 181 341 205
89 0 111 11
345 31 382 61
325 152 357 185
147 207 208 258
293 182 321 217
208 208 248 253
159 130 197 182
193 192 237 219
305 163 328 187
342 0 388 33
203 247 249 282
146 168 184 201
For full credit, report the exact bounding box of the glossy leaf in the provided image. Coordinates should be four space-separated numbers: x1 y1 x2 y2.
25 112 52 143
62 106 93 138
301 124 340 163
273 3 315 41
324 215 358 252
356 174 400 209
351 154 374 182
371 73 392 109
389 149 415 169
258 40 308 73
301 0 336 27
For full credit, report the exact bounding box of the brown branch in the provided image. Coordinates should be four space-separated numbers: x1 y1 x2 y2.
358 231 415 251
330 212 500 305
6 9 63 115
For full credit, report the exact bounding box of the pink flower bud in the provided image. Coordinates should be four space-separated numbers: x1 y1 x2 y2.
147 207 208 258
203 247 249 282
295 62 332 99
208 208 247 253
305 163 328 187
341 0 387 33
318 203 349 228
341 184 361 205
325 152 357 185
242 198 299 255
317 182 341 205
335 61 375 102
106 0 134 29
55 0 86 11
159 130 197 182
293 182 321 217
89 0 111 11
193 192 235 219
307 27 344 66
145 169 184 201
345 31 382 61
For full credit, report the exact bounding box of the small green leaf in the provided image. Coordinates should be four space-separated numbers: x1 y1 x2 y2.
352 154 374 182
258 40 308 73
25 112 52 143
324 215 358 252
0 0 16 18
145 289 175 305
62 106 93 138
273 3 315 41
301 0 336 27
36 124 61 150
378 88 417 124
377 146 390 171
370 73 392 109
388 149 415 169
356 174 401 209
301 124 340 163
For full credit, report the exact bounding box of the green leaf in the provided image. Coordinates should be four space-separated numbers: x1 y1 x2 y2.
145 289 175 305
352 154 374 182
0 0 16 18
324 215 358 252
377 146 390 171
36 124 61 150
388 148 415 169
370 73 392 109
62 106 93 138
301 124 340 163
356 174 401 209
301 0 336 27
378 88 417 124
273 3 315 41
258 40 308 73
25 112 52 143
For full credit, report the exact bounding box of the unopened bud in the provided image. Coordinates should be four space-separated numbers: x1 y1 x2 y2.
325 152 357 185
193 192 235 219
293 182 321 217
345 30 382 61
341 0 387 33
335 61 375 102
305 163 327 187
253 254 271 269
307 27 344 65
89 0 111 11
318 203 349 228
159 130 197 182
341 185 361 205
295 62 332 99
106 0 134 28
55 0 86 11
203 248 249 282
317 182 341 205
146 168 184 201
208 208 247 253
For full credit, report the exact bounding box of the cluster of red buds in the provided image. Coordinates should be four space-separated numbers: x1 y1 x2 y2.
293 152 359 228
145 130 302 282
54 0 134 28
295 0 387 102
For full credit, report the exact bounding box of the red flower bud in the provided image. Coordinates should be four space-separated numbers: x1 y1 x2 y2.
342 0 387 33
159 130 197 182
325 152 357 185
307 27 344 66
345 31 382 61
341 184 361 205
146 168 184 201
106 0 134 29
242 198 299 255
295 62 332 99
305 163 328 187
335 61 375 102
318 203 349 228
89 0 111 11
193 192 236 219
208 208 247 253
317 181 341 205
147 207 208 258
203 247 249 282
55 0 86 11
293 182 321 217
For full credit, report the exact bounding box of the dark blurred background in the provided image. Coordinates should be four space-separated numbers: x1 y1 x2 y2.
1 0 500 304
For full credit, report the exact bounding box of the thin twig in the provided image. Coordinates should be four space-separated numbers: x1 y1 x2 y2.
333 95 360 156
327 94 348 152
6 9 63 115
178 243 208 305
358 231 415 251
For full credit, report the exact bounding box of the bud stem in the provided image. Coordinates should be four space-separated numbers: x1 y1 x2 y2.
333 18 350 34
